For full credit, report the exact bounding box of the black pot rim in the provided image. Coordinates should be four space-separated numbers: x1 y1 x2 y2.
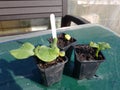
48 33 77 50
74 44 105 62
37 56 68 71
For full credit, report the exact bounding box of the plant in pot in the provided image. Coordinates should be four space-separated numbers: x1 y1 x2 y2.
10 14 68 86
48 33 77 61
73 41 111 79
48 33 77 77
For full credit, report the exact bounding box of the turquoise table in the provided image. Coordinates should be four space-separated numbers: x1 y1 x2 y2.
0 24 120 90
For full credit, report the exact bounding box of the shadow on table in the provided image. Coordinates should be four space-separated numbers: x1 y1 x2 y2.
1 55 90 89
0 57 43 89
63 61 74 77
0 59 22 90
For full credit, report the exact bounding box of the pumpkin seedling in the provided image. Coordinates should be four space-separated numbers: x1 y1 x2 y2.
10 14 65 62
10 38 65 62
90 41 111 58
65 34 71 40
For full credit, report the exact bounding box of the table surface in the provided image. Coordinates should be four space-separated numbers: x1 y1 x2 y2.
0 24 120 90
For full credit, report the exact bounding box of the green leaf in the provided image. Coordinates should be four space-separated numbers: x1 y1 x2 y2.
10 42 35 59
35 45 60 62
90 41 99 49
89 41 111 58
65 34 71 40
59 51 65 57
98 42 111 50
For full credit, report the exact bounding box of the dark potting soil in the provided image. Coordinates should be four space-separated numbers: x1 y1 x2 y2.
57 33 76 48
75 45 104 61
36 57 65 69
49 33 76 48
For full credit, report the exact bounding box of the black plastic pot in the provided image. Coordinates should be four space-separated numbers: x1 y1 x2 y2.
62 45 74 62
48 33 76 61
37 56 68 86
73 44 105 80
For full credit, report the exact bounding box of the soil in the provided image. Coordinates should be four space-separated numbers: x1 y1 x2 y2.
75 45 104 61
49 33 76 48
36 56 65 69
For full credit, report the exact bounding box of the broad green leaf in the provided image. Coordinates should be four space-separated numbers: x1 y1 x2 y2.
35 45 60 62
10 38 65 62
10 42 35 59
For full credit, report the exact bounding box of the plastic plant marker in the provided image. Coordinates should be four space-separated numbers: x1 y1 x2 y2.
50 14 57 39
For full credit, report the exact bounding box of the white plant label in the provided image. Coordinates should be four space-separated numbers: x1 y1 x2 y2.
50 14 57 38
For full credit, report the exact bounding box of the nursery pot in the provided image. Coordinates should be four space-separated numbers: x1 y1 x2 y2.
37 56 68 86
73 44 105 80
48 33 76 61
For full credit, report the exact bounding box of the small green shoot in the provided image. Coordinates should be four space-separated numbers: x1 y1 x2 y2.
59 51 65 57
10 38 65 62
65 34 71 40
90 41 111 58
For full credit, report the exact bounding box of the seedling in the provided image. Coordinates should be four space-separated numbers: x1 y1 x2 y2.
10 38 65 62
90 41 111 58
65 34 71 40
10 14 65 62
